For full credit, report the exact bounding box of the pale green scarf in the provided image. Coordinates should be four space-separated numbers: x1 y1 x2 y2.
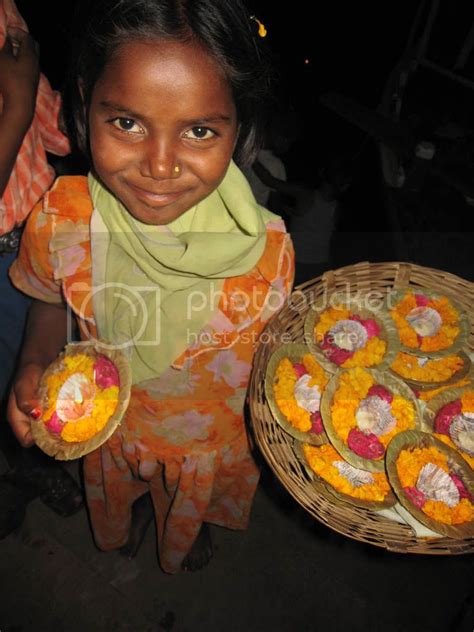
88 161 279 384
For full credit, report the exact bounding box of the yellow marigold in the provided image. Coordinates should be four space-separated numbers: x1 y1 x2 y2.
43 355 96 422
419 378 471 401
461 390 474 414
424 498 474 525
434 433 474 469
342 337 387 368
451 499 474 525
391 353 464 382
378 396 416 448
61 386 119 443
303 353 329 389
397 445 473 525
423 499 455 524
390 293 460 352
331 399 359 441
396 446 449 488
334 367 375 401
314 306 351 339
273 356 329 433
303 444 391 501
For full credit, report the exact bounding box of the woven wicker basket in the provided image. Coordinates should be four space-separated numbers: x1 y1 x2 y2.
248 261 474 554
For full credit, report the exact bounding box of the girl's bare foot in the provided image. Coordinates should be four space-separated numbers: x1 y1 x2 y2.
181 523 213 572
120 492 154 559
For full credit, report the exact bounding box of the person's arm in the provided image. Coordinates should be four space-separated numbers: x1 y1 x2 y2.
7 300 68 447
0 27 40 197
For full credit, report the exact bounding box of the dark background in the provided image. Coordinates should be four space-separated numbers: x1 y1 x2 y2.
16 0 474 276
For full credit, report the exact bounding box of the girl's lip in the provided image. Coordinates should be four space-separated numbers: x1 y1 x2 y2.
128 183 186 206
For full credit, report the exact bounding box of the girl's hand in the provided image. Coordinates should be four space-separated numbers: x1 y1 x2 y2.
0 27 40 129
7 362 46 448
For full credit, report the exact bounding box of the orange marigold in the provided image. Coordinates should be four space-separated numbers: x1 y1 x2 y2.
434 433 474 469
396 445 473 525
273 355 328 433
461 390 474 414
418 378 471 402
303 444 391 501
390 292 460 352
391 353 464 383
342 336 387 369
43 353 119 443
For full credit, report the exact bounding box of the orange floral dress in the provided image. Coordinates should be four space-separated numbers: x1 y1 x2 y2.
10 176 294 573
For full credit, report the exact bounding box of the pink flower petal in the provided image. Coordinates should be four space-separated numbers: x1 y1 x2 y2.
362 318 381 338
367 384 393 404
347 427 385 459
320 333 354 365
434 400 462 434
94 355 120 389
45 411 66 434
293 363 308 378
310 411 324 434
404 486 426 509
415 294 430 307
450 473 471 500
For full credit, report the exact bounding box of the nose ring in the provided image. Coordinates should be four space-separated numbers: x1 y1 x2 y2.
173 165 181 175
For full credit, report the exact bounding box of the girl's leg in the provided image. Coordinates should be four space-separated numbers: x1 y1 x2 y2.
181 522 213 572
120 491 155 559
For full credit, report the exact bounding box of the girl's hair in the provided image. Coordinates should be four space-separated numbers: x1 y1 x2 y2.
64 0 273 168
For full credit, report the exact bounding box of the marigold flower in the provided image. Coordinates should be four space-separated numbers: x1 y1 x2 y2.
390 292 460 352
303 443 391 501
391 353 464 383
273 354 329 433
330 368 415 457
396 445 473 525
43 353 120 443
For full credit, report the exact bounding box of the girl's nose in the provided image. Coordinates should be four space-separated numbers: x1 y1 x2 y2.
140 137 180 180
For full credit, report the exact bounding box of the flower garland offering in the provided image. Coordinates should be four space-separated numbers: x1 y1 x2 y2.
391 352 465 384
303 443 391 502
42 353 120 443
417 378 472 402
273 354 329 433
390 291 460 353
396 445 473 525
314 306 386 368
331 368 416 461
432 390 474 468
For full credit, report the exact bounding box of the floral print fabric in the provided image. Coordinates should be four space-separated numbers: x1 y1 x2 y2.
10 176 294 572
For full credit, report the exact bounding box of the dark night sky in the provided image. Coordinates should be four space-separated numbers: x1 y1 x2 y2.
15 0 474 181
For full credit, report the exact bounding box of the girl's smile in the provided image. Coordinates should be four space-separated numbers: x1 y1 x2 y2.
88 38 238 225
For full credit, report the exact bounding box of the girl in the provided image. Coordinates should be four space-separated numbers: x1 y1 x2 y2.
8 0 294 573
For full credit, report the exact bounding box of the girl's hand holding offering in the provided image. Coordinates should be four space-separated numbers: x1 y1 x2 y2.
7 361 46 448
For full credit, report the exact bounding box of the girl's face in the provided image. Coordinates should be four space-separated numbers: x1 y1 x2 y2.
88 38 238 225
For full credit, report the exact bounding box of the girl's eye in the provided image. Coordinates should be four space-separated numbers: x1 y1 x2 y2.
110 117 143 134
183 126 216 141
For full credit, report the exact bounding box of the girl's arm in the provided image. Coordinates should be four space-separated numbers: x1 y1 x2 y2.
8 300 68 447
0 28 39 196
